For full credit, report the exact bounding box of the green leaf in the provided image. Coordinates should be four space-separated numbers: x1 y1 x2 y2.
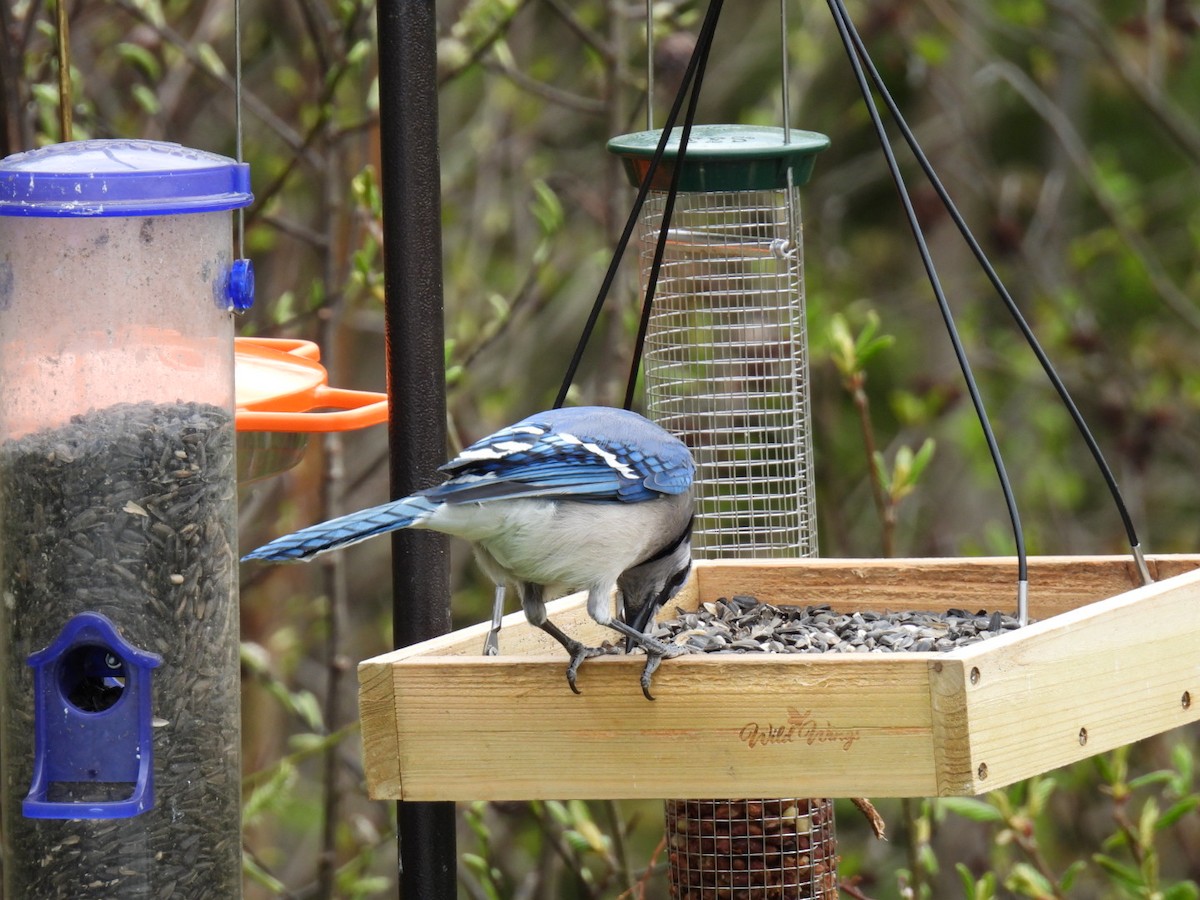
243 853 287 893
1138 798 1161 848
827 313 857 379
1163 882 1200 900
1027 775 1057 816
938 796 1005 823
563 828 592 855
956 862 978 896
543 799 571 826
117 42 161 80
910 437 936 482
1172 743 1195 789
912 32 950 67
529 179 564 234
1157 796 1200 831
871 449 891 494
1059 860 1087 893
1005 861 1054 897
956 863 997 899
289 689 325 731
1129 769 1176 791
577 817 611 854
243 759 297 826
196 42 228 79
1093 853 1145 890
460 854 502 900
130 84 161 116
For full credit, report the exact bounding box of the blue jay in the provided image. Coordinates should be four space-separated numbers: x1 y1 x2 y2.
243 406 696 699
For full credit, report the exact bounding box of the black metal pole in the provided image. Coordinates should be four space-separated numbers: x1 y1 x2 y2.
376 0 456 897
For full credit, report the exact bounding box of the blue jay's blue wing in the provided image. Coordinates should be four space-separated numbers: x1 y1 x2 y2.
241 406 694 565
434 407 693 505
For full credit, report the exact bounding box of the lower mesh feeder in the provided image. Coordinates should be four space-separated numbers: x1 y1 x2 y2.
666 797 837 899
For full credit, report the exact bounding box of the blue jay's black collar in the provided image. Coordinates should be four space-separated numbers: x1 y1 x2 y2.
638 513 694 567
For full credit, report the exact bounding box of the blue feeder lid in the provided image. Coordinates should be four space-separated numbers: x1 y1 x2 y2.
0 139 252 217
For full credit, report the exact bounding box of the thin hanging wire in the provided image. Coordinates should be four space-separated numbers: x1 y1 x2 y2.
234 0 246 262
646 0 654 130
828 0 1151 587
780 0 790 142
824 0 1030 623
622 1 723 410
554 0 725 410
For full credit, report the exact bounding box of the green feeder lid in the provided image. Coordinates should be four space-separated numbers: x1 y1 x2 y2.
607 124 830 193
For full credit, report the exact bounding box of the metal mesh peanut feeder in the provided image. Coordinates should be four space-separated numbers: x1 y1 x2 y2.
610 125 837 898
610 125 828 558
0 140 252 898
667 799 838 900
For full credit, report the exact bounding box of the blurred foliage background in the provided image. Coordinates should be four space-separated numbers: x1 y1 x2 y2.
4 0 1200 896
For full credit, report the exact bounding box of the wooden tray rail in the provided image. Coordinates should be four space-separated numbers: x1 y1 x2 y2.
359 555 1200 801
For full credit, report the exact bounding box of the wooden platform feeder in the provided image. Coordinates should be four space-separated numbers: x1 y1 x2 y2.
359 554 1200 802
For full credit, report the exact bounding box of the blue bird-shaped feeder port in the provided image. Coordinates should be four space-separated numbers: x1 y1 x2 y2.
23 612 162 819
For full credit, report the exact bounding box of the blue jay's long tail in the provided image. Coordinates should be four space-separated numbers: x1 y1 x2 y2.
241 494 440 562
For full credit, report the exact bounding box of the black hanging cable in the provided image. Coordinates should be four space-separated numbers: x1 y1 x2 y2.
830 0 1151 586
825 0 1030 622
622 1 723 410
553 0 725 410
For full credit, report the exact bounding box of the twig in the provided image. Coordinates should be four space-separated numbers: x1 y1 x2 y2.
1009 827 1068 899
481 56 607 114
614 834 667 900
107 0 315 162
840 877 881 900
848 376 895 557
312 106 359 896
438 0 538 86
542 0 615 62
900 798 925 897
528 803 601 900
603 801 636 895
852 796 887 841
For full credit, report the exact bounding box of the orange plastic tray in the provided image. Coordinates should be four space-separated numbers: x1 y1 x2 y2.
235 337 389 433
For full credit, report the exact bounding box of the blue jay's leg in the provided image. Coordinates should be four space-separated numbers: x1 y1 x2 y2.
481 584 506 656
519 583 608 694
585 588 687 701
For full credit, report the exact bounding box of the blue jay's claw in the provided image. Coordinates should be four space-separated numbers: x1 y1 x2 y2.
637 637 690 701
640 654 664 701
533 618 613 694
607 619 689 701
563 641 612 695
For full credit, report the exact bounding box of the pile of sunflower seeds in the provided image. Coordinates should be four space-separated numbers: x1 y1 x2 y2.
651 595 1023 654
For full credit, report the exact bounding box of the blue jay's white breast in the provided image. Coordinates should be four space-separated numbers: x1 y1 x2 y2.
423 494 690 601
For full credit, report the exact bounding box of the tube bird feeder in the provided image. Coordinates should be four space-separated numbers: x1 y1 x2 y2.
0 139 251 898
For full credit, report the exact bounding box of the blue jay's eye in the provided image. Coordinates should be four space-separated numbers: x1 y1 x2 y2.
656 563 692 607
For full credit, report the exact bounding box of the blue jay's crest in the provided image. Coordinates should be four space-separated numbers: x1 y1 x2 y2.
432 406 693 506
